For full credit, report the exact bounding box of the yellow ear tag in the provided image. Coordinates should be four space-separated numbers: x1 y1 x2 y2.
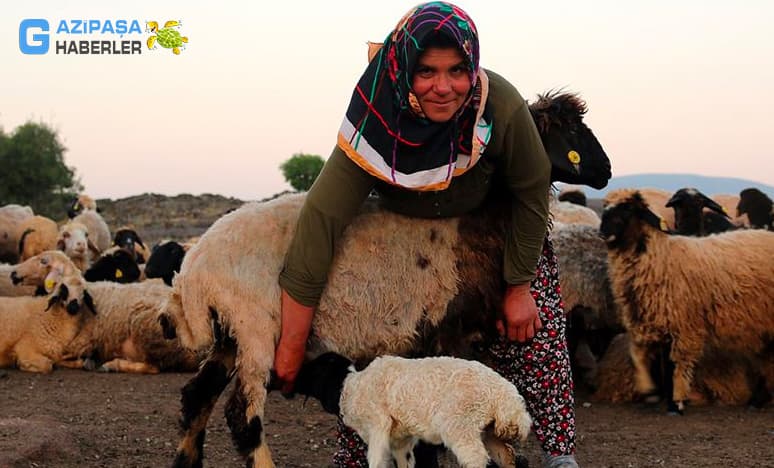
115 269 123 279
45 278 56 292
567 150 581 164
660 219 668 231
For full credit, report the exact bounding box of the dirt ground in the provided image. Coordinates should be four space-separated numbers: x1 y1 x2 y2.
0 369 772 468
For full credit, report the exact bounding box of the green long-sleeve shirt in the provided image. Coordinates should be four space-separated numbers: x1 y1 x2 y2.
279 70 550 306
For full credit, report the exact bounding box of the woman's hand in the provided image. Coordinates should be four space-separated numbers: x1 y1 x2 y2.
496 283 542 342
274 289 315 393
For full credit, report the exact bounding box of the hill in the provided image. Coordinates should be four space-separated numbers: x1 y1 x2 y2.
563 173 774 199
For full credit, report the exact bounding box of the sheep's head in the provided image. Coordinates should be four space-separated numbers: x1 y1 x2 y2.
57 222 99 260
737 188 773 229
11 250 79 292
600 192 668 249
145 240 186 286
666 188 729 235
528 91 611 189
45 274 96 316
66 194 98 219
292 352 353 414
112 227 146 261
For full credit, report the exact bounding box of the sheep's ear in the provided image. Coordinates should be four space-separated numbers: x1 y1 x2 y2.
700 194 730 218
83 290 97 315
44 267 64 293
642 208 669 232
46 283 69 311
87 239 101 256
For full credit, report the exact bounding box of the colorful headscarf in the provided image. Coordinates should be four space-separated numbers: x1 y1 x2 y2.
337 1 492 191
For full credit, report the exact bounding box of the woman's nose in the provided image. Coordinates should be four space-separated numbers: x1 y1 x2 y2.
433 74 452 94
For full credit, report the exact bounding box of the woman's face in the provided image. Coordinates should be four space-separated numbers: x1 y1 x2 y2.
412 47 472 123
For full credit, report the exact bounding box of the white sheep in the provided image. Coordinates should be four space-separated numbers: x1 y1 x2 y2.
73 209 111 253
294 352 531 468
0 271 96 373
0 204 34 263
57 221 100 272
550 200 600 227
600 190 774 413
15 215 59 261
11 250 200 374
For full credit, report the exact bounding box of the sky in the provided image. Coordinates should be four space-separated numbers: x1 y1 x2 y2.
2 0 773 201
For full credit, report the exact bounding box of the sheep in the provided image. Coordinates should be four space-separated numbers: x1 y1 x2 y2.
665 188 735 236
0 263 38 297
57 221 100 272
66 193 98 218
550 200 600 227
113 227 150 264
11 250 201 374
0 271 96 373
604 188 674 230
15 215 59 261
72 208 111 253
600 190 774 413
293 352 531 468
557 187 587 206
84 246 142 283
144 240 188 286
737 187 773 230
550 223 621 390
0 204 33 263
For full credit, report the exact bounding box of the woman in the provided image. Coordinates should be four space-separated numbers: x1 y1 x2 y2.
276 2 578 467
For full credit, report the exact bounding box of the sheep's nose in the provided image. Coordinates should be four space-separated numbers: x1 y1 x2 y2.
66 300 80 315
10 271 22 285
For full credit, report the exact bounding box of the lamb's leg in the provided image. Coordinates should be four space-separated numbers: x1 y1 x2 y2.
391 437 417 468
629 338 657 397
365 431 394 468
172 339 236 468
482 431 515 468
444 432 491 468
97 358 160 374
16 355 54 373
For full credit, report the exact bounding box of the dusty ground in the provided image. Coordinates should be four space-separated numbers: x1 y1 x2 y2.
0 369 772 468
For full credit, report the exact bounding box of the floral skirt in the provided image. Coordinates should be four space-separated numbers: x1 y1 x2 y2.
333 237 577 466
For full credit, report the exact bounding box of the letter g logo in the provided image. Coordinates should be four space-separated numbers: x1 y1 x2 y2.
19 19 50 55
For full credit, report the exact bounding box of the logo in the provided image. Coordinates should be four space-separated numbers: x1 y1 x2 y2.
19 18 50 54
146 20 187 55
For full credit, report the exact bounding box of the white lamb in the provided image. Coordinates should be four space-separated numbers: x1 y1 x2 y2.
294 352 532 468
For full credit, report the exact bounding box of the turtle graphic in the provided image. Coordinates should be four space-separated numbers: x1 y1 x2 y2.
146 20 188 55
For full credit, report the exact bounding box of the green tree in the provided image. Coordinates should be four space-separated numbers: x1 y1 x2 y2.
0 121 82 218
280 153 325 191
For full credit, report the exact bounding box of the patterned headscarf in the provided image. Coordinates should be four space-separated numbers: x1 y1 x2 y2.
337 1 492 191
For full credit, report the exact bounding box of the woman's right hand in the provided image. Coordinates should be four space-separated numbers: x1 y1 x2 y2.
274 289 315 393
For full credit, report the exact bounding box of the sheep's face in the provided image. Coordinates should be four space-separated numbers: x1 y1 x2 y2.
529 92 611 190
600 193 666 249
113 228 145 260
737 188 773 228
45 275 96 316
66 194 97 219
293 352 352 414
58 223 90 258
11 250 77 290
145 241 186 286
666 188 729 235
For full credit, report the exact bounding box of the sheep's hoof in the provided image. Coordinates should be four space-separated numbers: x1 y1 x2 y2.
82 358 97 371
666 400 683 416
96 365 112 373
515 454 530 468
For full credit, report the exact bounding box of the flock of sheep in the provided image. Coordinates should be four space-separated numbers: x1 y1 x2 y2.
1 184 772 467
